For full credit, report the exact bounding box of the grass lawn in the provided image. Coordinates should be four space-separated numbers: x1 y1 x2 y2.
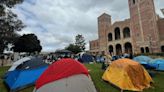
85 63 164 92
0 64 164 92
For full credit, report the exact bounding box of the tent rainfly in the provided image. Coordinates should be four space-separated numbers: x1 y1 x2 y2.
34 58 97 92
102 58 153 91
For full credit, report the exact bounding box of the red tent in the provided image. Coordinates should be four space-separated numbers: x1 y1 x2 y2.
36 58 89 89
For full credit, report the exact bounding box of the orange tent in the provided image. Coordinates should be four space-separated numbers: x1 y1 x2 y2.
102 58 153 91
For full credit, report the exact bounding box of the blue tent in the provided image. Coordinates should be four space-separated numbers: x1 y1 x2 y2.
133 55 152 64
5 66 48 91
80 54 94 63
149 59 164 71
4 57 48 91
133 56 153 69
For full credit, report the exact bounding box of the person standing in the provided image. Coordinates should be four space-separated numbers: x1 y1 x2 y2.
0 55 5 66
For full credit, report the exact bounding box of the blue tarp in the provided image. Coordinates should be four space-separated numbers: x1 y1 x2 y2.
133 55 153 64
149 59 164 71
133 56 154 69
4 66 48 91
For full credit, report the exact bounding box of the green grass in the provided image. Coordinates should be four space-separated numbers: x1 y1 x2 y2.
0 64 164 92
0 66 10 92
85 63 164 92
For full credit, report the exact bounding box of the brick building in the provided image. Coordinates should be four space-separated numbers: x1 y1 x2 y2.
89 0 164 55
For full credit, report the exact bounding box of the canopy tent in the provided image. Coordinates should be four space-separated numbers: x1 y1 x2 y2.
149 58 164 71
34 58 97 92
55 50 72 54
102 58 153 91
55 50 73 58
8 56 32 71
4 57 48 92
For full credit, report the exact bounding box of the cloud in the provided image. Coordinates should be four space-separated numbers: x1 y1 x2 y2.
12 0 164 52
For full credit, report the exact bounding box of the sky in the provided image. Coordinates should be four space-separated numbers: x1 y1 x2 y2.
12 0 164 52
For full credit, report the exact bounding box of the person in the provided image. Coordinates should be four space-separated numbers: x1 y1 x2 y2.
101 61 106 70
105 52 112 64
129 53 133 59
101 52 111 70
0 55 5 66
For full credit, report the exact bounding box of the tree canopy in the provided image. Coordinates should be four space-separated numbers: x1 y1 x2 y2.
75 34 86 51
0 0 25 53
13 34 42 53
65 34 86 54
65 44 81 54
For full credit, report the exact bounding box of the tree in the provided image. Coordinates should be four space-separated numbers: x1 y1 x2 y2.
13 34 42 53
0 0 25 53
65 44 81 54
75 34 86 51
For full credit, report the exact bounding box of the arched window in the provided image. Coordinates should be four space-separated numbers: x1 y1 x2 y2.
161 46 164 52
123 27 131 38
145 47 150 53
109 45 113 54
116 44 122 55
108 33 112 41
124 42 133 54
115 27 121 40
141 47 144 53
133 0 135 4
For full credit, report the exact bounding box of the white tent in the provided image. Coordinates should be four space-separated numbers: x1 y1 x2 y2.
34 74 97 92
8 56 32 71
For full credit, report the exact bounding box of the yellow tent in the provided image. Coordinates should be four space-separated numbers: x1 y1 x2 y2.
102 58 153 91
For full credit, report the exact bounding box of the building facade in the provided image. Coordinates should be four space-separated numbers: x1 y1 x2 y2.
89 0 164 55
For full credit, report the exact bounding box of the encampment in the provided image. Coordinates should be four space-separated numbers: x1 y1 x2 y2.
4 56 48 92
102 58 153 91
34 58 97 92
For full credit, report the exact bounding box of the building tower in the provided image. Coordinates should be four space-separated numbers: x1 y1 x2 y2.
98 13 111 54
128 0 160 53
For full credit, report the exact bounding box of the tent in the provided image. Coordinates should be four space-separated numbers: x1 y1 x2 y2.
55 50 73 58
102 58 153 91
79 53 94 63
4 57 48 92
34 58 97 92
149 58 164 71
133 55 152 64
55 50 72 54
8 56 32 71
133 55 153 69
